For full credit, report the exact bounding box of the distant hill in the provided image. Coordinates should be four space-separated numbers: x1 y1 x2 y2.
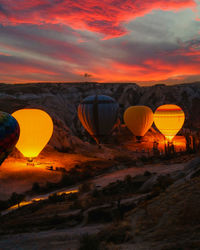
0 82 200 150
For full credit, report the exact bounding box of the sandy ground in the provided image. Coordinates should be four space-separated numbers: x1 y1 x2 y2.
0 226 155 250
0 134 187 200
2 161 185 215
0 146 187 200
0 225 105 250
0 158 190 250
0 150 98 200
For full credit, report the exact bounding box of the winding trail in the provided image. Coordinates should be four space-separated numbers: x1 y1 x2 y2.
1 161 185 216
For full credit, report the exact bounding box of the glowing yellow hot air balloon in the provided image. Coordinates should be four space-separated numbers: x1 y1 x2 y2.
12 109 53 160
154 104 185 142
124 106 154 139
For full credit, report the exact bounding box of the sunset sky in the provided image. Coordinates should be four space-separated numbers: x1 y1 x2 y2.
0 0 200 84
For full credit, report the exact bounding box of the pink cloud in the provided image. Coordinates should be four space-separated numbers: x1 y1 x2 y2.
0 0 196 38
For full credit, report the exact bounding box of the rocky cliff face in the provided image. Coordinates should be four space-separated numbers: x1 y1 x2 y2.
0 82 200 151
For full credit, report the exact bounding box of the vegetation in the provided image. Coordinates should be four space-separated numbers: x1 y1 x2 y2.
79 182 93 193
98 221 132 244
26 160 115 196
79 234 101 250
0 151 193 216
0 161 200 250
0 192 26 212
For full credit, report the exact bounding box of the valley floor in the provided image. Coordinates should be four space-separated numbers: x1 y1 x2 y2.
1 156 199 250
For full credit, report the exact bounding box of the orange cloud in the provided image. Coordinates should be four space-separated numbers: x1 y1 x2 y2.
0 0 196 38
0 1 199 84
87 51 200 83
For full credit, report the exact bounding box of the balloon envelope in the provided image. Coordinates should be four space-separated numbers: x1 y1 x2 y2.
124 106 154 137
0 112 20 165
154 104 185 141
12 109 53 158
78 95 119 143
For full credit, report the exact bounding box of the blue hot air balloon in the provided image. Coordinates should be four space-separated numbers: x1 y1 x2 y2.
78 95 119 144
0 112 20 165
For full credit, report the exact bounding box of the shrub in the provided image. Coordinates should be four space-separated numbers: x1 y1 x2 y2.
87 207 113 223
143 171 152 176
60 173 76 186
154 175 174 192
98 222 132 244
67 192 78 201
48 193 66 203
0 200 9 211
79 233 101 250
9 192 25 207
79 182 92 193
92 188 101 198
46 214 65 226
31 182 41 193
124 174 132 184
45 181 57 190
70 199 82 210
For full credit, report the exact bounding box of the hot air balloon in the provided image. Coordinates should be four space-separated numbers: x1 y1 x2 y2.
124 106 154 141
0 111 20 165
154 104 185 142
78 95 119 144
12 109 53 161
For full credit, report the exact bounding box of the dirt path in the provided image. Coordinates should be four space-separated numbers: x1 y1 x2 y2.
92 162 185 188
0 160 189 250
1 161 185 216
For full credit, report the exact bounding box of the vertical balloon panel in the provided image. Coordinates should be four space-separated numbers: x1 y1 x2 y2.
78 101 96 136
98 99 119 136
78 95 119 144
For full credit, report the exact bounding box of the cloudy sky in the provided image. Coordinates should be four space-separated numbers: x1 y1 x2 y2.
0 0 200 84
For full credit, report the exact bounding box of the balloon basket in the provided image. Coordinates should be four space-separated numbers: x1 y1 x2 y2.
26 157 35 166
27 162 35 166
136 136 142 143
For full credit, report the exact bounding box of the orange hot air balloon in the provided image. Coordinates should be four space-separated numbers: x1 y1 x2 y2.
12 109 53 161
124 106 154 140
154 104 185 142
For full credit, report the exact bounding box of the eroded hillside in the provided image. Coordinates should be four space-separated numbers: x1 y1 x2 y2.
0 82 200 151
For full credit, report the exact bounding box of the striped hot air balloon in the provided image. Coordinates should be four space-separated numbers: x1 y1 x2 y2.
78 95 119 144
0 112 20 165
154 104 185 141
124 105 154 141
